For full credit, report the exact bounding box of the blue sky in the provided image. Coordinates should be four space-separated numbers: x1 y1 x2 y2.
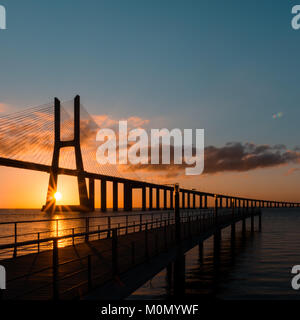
0 0 300 148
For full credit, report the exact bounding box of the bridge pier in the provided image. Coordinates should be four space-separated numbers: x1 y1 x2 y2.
142 187 146 211
213 229 221 265
258 211 262 232
242 216 246 238
89 178 95 211
149 187 153 210
164 189 167 210
101 179 107 212
113 181 118 212
170 190 173 209
124 182 132 211
231 200 236 243
251 207 254 234
156 188 160 210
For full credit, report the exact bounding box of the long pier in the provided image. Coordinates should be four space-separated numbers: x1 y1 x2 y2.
0 193 263 300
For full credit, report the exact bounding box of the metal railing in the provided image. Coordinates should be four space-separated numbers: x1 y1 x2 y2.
0 206 260 300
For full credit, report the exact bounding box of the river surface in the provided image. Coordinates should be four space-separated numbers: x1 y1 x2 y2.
0 208 299 299
129 208 300 300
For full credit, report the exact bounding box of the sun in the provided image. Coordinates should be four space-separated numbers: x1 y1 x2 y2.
54 192 62 201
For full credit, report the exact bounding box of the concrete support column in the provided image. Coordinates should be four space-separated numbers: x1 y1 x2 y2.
113 181 118 212
193 193 196 209
204 195 208 209
149 187 153 210
156 188 160 210
164 189 167 210
231 199 235 243
101 179 107 212
170 190 173 209
89 178 95 211
142 186 146 211
213 229 221 266
124 182 132 211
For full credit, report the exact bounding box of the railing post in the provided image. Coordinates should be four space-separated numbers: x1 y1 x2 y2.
251 201 254 234
259 210 262 232
85 217 89 242
142 186 146 211
145 223 149 261
214 195 218 225
13 222 17 258
72 228 75 245
149 187 153 210
164 220 168 251
52 239 59 300
37 232 40 253
107 216 111 238
170 189 174 209
112 229 118 276
231 199 235 242
174 184 181 245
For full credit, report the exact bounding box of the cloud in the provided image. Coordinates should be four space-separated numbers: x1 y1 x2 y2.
0 103 8 113
285 167 300 176
120 142 300 178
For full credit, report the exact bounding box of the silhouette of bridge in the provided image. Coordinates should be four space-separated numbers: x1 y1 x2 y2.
0 95 298 300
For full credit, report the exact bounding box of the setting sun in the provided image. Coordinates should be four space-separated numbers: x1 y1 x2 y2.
54 192 62 201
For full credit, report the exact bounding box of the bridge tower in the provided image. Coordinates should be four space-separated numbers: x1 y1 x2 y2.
42 95 90 212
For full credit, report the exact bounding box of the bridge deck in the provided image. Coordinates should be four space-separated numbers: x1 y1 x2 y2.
0 209 258 300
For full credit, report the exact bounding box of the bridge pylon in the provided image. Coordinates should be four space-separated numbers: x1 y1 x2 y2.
42 95 90 213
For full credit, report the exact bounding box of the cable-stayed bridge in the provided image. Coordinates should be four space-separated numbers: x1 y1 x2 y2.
0 95 298 300
0 95 298 212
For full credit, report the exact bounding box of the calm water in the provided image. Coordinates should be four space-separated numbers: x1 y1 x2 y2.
129 208 300 300
0 208 299 299
0 208 172 259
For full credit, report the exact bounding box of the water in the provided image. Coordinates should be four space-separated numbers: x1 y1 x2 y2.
129 208 300 300
0 208 299 299
0 208 172 259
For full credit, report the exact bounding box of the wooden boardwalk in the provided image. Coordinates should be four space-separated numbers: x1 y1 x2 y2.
0 209 260 300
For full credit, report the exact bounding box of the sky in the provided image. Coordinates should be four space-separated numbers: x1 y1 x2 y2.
1 0 300 207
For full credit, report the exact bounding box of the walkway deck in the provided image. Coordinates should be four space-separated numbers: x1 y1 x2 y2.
0 208 259 300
